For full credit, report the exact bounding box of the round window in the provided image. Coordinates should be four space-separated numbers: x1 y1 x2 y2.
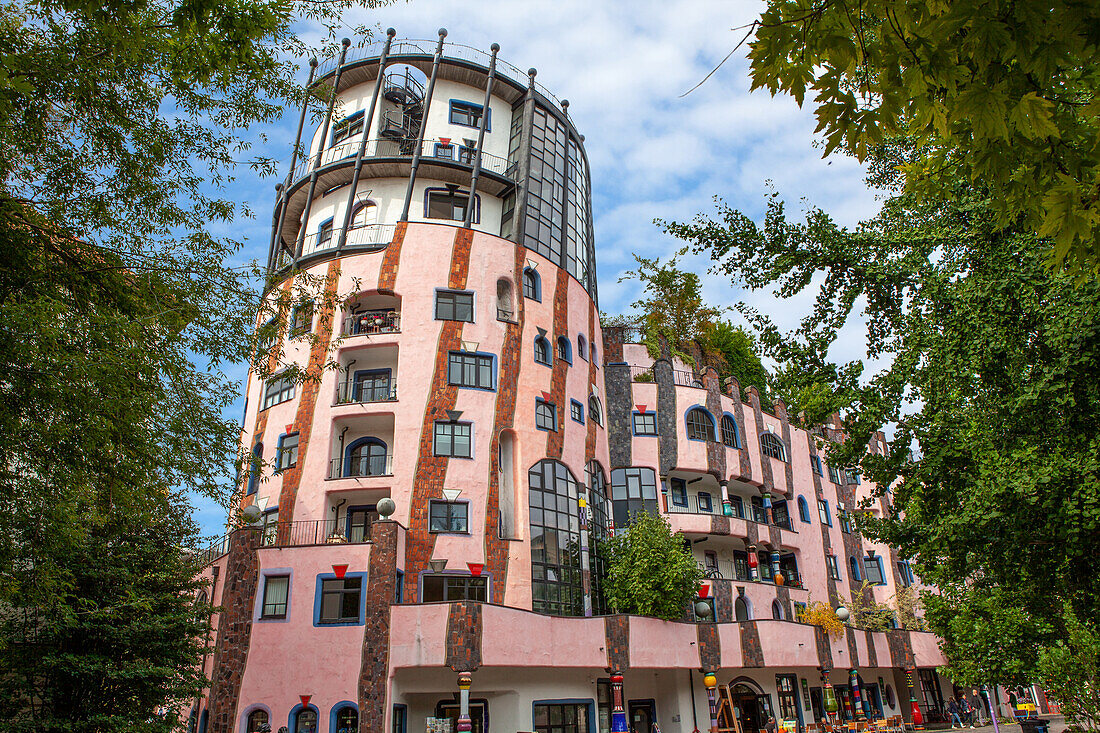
885 685 896 708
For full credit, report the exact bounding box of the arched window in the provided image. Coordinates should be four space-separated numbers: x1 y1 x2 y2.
535 399 556 431
292 706 318 733
556 336 572 363
350 200 377 229
797 496 811 523
246 710 269 733
849 556 862 581
734 596 751 621
246 442 262 495
523 267 541 300
534 336 551 365
589 396 602 425
720 415 739 447
529 460 585 616
761 433 787 461
686 408 716 441
590 342 597 363
772 599 786 620
496 278 514 321
577 334 587 360
346 437 388 477
334 705 359 733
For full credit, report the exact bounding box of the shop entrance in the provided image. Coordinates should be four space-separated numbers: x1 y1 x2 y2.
731 683 767 733
628 700 656 733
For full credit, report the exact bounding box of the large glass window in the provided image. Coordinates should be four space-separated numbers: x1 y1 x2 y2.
776 674 800 722
429 501 468 533
260 575 289 619
348 440 388 477
422 575 488 602
293 708 318 733
448 351 494 389
686 408 715 441
609 467 658 528
318 577 361 624
529 460 584 616
433 421 472 458
262 373 295 409
435 290 474 322
351 370 393 403
586 461 612 615
535 703 590 733
426 189 477 222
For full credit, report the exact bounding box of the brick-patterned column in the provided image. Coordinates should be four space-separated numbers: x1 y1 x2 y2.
545 268 570 459
604 615 630 671
277 260 341 538
584 303 599 465
359 521 399 733
740 620 764 667
722 377 753 484
377 222 407 290
403 228 474 602
208 528 261 733
484 239 526 592
697 622 722 671
704 367 727 479
445 602 483 671
653 355 678 477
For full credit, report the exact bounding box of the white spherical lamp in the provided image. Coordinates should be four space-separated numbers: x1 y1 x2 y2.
376 497 397 519
835 605 850 622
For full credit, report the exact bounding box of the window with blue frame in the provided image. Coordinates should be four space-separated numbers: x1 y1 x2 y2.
556 336 572 364
827 555 841 580
331 110 364 145
686 407 716 441
828 464 841 483
570 399 585 424
729 495 744 518
698 492 713 512
275 433 299 471
720 415 740 447
811 455 824 476
897 560 915 587
262 372 295 409
632 411 657 435
818 499 832 526
318 576 362 624
849 556 862 581
334 706 359 733
523 267 541 300
535 399 556 431
761 432 787 461
260 575 289 619
840 510 853 534
670 478 687 507
449 100 489 129
246 442 262 494
534 336 552 366
434 142 455 159
317 218 334 249
577 334 587 360
864 554 886 585
797 496 811 523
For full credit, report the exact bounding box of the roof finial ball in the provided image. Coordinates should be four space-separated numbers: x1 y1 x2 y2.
491 43 500 53
561 99 569 113
309 57 318 68
528 68 537 78
438 28 448 38
386 27 396 38
342 37 351 47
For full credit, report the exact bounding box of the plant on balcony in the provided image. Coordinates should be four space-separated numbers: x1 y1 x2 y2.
835 581 895 632
797 600 845 640
601 512 703 621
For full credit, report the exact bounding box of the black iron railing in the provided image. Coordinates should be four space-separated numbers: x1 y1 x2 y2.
341 309 400 337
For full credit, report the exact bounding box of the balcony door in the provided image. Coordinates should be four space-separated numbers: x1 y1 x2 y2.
354 369 392 402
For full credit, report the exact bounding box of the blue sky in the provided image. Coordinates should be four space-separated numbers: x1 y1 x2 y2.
192 0 883 537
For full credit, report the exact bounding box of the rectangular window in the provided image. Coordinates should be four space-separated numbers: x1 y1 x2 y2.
318 218 334 248
276 433 299 471
435 290 475 322
839 511 853 534
865 556 886 585
260 508 279 546
827 555 841 580
570 399 585 424
449 100 487 129
698 492 713 513
845 469 861 485
447 352 494 390
897 560 913 587
426 189 476 222
777 674 799 722
535 399 557 431
828 465 841 484
318 576 361 624
632 412 657 435
811 455 823 476
290 301 314 336
758 551 773 579
433 421 472 458
670 478 687 507
262 373 295 409
818 499 832 526
422 574 488 602
332 111 364 145
534 703 589 733
261 575 289 619
434 143 455 159
729 495 744 519
732 550 750 580
429 500 468 533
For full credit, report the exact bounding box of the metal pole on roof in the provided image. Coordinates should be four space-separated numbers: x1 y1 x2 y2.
399 29 447 223
462 43 499 229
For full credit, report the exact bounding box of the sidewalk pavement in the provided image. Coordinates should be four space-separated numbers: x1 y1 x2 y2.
940 717 1066 733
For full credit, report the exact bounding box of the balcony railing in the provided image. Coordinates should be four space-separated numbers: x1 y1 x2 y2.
329 454 394 479
341 309 400 337
259 519 372 548
698 559 803 587
335 379 398 405
296 223 397 259
667 498 797 532
290 137 515 187
628 365 654 382
672 369 705 388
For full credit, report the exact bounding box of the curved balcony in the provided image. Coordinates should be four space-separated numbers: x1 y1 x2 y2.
279 137 514 248
314 38 562 109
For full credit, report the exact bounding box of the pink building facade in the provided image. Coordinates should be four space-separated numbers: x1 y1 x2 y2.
192 31 951 733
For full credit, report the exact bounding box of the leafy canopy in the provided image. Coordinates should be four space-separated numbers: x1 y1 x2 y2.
747 0 1100 275
666 142 1100 697
602 512 703 621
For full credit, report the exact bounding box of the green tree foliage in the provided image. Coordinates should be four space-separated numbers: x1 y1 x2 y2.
698 319 771 403
0 0 385 728
746 0 1100 275
602 512 703 621
1036 607 1100 731
666 144 1100 695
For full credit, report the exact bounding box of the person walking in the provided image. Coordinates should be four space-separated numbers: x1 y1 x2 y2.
947 697 964 729
970 690 987 726
959 695 973 728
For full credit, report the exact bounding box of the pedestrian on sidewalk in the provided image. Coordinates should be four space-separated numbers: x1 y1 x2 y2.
970 689 987 726
959 695 974 728
947 697 964 729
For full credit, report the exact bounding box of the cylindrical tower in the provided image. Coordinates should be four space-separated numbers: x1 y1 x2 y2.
243 31 608 621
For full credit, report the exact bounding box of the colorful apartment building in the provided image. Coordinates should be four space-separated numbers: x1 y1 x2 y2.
192 30 952 733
